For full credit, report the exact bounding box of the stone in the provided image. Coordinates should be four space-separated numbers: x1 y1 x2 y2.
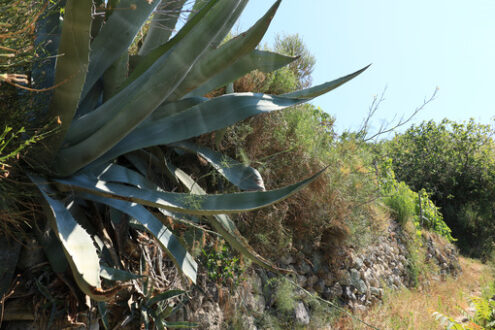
195 302 223 330
344 286 356 300
349 269 361 287
306 275 318 288
369 276 379 288
324 272 334 286
239 315 257 330
337 270 351 286
370 287 383 298
297 274 307 287
280 254 295 266
353 257 364 269
298 261 312 274
251 274 263 295
330 282 343 297
356 280 368 294
294 302 310 325
314 279 326 294
245 294 265 314
312 252 323 272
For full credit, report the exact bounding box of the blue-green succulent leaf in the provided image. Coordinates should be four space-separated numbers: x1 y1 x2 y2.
186 50 297 98
281 65 371 99
57 0 244 176
78 192 198 284
81 0 160 99
92 93 305 165
54 167 326 216
170 141 265 191
28 174 104 300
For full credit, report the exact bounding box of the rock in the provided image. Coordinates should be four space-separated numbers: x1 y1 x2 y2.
355 280 368 294
353 257 364 269
314 279 326 294
370 287 383 298
330 282 343 297
238 315 257 330
244 293 265 314
306 275 318 288
324 272 334 286
298 261 312 274
337 270 351 286
369 276 379 288
294 302 310 325
312 252 323 272
344 286 356 300
297 274 307 287
194 302 223 330
280 254 295 266
349 269 361 287
251 274 263 295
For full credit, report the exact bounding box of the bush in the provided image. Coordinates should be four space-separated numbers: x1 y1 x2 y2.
379 158 455 242
379 119 495 257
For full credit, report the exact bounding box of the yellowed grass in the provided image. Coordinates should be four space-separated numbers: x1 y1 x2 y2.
333 257 493 329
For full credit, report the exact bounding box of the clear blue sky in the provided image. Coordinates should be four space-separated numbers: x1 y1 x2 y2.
236 0 495 135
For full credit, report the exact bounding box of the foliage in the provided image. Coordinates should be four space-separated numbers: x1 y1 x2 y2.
379 119 495 257
379 158 455 242
200 241 245 290
273 33 315 89
1 1 368 327
434 282 495 329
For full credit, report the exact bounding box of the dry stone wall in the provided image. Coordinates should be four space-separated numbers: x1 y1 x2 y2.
185 220 461 329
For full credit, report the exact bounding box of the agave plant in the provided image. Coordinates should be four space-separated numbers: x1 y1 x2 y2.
19 0 368 306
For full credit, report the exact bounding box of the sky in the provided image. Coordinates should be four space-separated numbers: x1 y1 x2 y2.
235 0 495 135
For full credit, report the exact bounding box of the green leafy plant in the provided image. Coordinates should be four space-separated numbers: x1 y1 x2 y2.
379 158 455 242
4 0 368 313
379 119 495 257
200 242 245 289
434 293 495 329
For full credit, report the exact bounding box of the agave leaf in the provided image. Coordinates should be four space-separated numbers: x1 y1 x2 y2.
281 65 371 99
186 50 297 98
29 174 105 300
42 0 92 161
163 321 199 328
89 163 202 224
78 192 198 284
99 265 143 281
146 290 185 307
167 162 287 273
31 3 63 124
54 167 326 216
75 80 103 119
57 0 244 176
147 97 208 122
34 225 68 273
209 0 248 49
80 0 160 99
97 301 110 330
170 141 265 191
103 52 129 101
138 0 187 56
121 0 221 91
169 0 279 100
92 93 306 165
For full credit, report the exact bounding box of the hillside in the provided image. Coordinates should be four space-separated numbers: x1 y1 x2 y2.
1 1 495 329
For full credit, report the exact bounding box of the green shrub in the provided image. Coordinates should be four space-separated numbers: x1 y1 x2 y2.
379 158 455 242
379 119 495 257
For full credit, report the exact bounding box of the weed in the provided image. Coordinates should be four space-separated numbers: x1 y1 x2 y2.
200 241 246 291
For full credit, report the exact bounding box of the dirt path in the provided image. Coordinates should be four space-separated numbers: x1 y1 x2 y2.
333 257 493 329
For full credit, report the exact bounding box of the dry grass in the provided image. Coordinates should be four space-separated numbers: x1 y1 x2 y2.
333 257 494 329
